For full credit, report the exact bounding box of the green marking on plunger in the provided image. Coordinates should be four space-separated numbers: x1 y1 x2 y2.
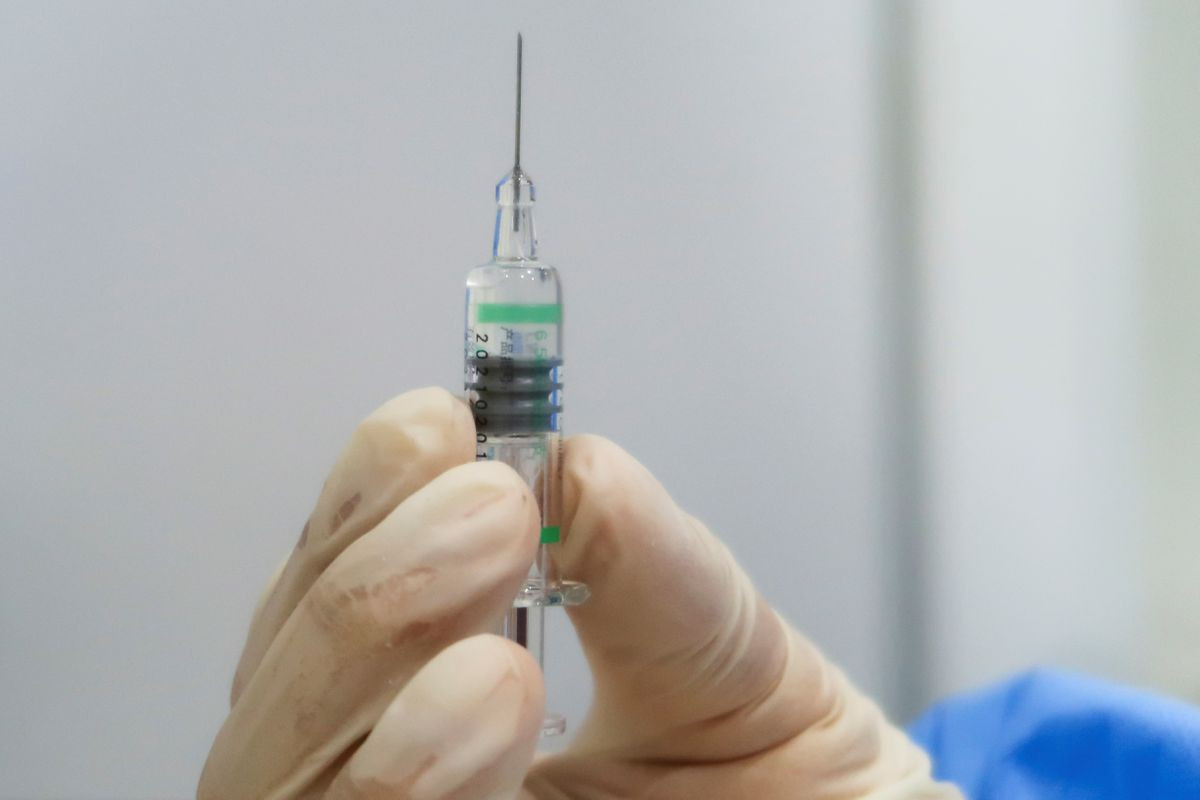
477 303 562 324
540 526 561 543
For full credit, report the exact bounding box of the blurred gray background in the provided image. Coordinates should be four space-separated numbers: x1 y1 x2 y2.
2 2 1197 797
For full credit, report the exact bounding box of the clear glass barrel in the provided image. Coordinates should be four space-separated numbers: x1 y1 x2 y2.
464 260 572 601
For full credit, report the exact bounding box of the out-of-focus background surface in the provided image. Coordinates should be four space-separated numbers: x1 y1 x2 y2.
2 2 1196 797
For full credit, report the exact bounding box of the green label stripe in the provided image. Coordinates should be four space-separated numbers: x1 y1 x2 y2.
477 303 562 324
540 526 561 543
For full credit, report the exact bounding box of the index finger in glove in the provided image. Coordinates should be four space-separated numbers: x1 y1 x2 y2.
232 387 475 704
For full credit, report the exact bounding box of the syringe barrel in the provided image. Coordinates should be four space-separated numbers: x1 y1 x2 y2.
464 262 564 560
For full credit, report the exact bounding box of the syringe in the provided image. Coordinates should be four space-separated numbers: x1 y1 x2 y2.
463 34 589 737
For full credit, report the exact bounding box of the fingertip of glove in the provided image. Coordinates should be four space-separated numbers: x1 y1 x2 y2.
422 634 547 750
439 460 538 520
564 434 648 502
407 461 541 575
360 387 474 455
339 635 545 797
437 634 546 707
562 434 670 536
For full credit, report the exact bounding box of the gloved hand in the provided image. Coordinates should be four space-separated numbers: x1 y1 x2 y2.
199 387 959 799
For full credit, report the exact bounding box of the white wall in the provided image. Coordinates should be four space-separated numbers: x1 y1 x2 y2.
911 1 1146 698
1141 0 1200 702
0 3 892 797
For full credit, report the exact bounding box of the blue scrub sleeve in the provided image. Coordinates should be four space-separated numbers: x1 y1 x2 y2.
907 668 1200 799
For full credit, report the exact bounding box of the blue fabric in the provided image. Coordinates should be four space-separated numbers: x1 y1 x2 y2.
907 668 1200 799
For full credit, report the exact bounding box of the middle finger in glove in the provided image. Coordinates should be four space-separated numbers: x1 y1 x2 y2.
200 461 539 799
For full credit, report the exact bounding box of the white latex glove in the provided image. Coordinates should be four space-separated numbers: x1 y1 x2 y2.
199 388 960 799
